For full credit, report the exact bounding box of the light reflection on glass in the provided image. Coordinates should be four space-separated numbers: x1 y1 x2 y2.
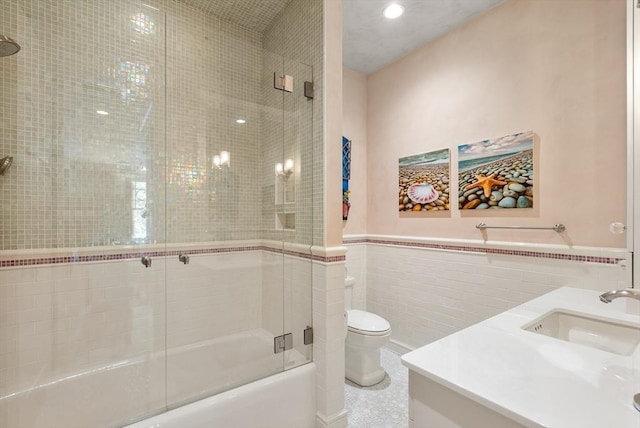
219 151 230 167
131 12 155 35
132 181 148 242
119 61 150 100
169 160 208 196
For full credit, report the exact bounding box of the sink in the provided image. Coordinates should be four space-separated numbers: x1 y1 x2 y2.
522 310 640 356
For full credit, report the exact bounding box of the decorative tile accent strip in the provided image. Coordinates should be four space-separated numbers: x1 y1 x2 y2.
311 255 346 263
343 238 624 265
274 248 344 263
0 245 344 268
167 247 262 256
3 236 620 268
342 238 368 245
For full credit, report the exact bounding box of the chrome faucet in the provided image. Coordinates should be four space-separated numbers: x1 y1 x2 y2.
601 290 640 415
178 253 190 265
599 289 640 303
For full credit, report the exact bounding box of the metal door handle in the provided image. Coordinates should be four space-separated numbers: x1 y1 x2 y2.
141 256 152 268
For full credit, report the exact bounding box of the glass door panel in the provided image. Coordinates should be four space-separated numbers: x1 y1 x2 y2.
0 1 167 427
164 33 286 407
282 59 314 369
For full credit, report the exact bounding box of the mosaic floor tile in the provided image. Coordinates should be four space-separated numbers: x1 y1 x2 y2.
345 348 408 428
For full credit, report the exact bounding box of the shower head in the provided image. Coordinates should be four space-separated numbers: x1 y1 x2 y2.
0 35 20 57
0 156 13 175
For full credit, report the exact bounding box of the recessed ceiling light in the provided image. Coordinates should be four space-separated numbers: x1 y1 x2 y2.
236 118 246 124
96 110 109 115
383 3 404 19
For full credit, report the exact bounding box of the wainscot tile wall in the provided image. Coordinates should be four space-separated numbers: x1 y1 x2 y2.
312 255 348 428
0 245 325 427
0 251 255 399
344 236 631 352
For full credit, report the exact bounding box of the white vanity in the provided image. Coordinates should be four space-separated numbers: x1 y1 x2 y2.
401 287 640 428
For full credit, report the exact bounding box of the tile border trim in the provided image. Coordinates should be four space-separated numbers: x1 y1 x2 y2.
6 236 619 267
343 238 625 265
0 246 345 268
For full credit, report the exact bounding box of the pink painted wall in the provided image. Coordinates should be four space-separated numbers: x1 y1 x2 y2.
325 0 345 248
364 0 626 248
342 67 368 235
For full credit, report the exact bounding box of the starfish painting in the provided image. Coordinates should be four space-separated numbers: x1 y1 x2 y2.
464 173 507 198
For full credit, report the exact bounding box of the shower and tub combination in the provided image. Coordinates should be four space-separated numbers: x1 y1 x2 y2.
0 0 322 427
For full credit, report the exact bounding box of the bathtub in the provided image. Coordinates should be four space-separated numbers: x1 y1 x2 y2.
0 329 315 428
126 362 316 428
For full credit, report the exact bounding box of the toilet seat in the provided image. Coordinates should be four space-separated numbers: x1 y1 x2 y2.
347 309 391 336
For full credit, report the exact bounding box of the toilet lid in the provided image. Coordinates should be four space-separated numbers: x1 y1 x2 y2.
347 309 390 334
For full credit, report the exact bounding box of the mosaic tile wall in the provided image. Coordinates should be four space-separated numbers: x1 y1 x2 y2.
0 2 18 248
163 0 264 244
0 0 323 250
260 52 314 244
0 0 167 250
177 0 288 32
263 0 324 246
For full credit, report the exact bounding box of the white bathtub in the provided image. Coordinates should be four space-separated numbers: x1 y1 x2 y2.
126 362 316 428
0 329 315 428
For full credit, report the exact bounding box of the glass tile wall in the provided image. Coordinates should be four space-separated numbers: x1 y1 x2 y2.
0 0 274 250
0 0 167 250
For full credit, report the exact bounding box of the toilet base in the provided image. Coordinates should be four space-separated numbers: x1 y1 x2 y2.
345 339 389 387
345 365 386 387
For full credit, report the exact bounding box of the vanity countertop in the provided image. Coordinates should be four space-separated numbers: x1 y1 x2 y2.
401 287 640 428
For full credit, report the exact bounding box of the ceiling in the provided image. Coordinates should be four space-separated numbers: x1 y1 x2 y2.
179 0 504 75
343 0 504 75
178 0 289 33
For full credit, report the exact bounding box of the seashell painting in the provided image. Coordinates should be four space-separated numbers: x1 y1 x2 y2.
407 183 438 204
399 148 450 213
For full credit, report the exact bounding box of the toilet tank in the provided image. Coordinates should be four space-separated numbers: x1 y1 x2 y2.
345 276 355 310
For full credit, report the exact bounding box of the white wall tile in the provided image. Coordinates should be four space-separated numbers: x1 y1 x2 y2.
0 269 36 285
344 244 366 310
347 242 630 350
14 281 53 296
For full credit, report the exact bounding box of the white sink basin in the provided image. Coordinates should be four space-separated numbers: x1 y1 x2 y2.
522 310 640 356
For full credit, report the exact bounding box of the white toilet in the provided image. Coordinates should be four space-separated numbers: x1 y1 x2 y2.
344 275 391 386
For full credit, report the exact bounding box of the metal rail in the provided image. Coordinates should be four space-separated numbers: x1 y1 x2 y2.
475 223 566 233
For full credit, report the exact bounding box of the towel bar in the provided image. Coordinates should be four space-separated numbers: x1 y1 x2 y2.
476 223 565 233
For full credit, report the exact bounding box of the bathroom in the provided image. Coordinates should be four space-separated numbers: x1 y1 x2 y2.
0 0 638 428
343 1 637 427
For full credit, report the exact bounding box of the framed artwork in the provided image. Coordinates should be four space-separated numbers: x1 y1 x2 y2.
458 131 534 210
343 137 351 220
399 148 450 213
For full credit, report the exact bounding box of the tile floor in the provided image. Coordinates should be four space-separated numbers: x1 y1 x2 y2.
344 348 409 428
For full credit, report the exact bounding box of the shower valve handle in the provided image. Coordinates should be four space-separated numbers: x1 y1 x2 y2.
178 254 189 265
141 256 152 268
